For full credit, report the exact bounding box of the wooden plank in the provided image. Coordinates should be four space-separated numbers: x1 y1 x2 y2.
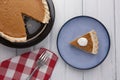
83 0 116 80
83 0 99 16
0 44 16 61
115 0 120 79
64 0 84 80
64 0 83 21
16 47 33 55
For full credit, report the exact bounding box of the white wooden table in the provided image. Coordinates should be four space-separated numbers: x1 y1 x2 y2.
0 0 120 80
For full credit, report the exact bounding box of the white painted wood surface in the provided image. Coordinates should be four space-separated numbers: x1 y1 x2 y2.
0 0 119 80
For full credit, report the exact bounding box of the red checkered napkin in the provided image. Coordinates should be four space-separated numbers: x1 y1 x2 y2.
0 48 58 80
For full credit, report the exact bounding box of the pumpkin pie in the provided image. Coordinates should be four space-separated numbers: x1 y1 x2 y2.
0 0 50 42
70 30 99 54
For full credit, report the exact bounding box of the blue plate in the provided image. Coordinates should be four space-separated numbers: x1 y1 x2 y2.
57 16 110 69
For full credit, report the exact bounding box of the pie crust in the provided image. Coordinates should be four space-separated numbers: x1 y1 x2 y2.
89 30 99 54
42 0 50 23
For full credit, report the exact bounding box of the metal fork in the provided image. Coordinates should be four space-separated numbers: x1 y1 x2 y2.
26 51 48 80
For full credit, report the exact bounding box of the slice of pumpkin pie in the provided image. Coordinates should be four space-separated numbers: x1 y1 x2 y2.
0 0 50 42
70 30 99 54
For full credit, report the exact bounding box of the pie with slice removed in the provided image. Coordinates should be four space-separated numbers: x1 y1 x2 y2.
70 30 99 54
0 0 50 42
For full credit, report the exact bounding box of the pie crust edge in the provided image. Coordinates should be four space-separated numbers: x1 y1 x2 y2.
89 30 99 54
0 32 26 42
42 0 50 23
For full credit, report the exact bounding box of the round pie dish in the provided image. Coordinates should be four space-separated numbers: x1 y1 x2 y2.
0 0 55 48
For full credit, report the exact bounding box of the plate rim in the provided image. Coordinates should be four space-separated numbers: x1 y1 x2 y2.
57 15 111 70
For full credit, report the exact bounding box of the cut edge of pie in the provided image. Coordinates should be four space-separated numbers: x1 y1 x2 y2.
70 30 99 54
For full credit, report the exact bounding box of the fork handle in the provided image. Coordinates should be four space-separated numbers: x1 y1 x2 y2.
26 66 39 80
